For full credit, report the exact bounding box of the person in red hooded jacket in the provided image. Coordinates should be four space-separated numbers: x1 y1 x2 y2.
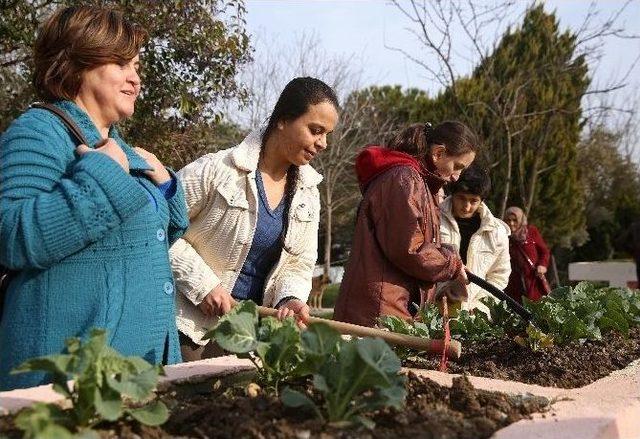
334 121 480 327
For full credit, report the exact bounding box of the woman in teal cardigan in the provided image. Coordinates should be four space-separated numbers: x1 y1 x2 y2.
0 6 188 390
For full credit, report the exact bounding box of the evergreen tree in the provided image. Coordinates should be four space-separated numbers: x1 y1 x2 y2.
354 5 590 248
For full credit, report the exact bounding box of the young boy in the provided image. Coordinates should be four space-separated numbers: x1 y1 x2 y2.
440 165 511 316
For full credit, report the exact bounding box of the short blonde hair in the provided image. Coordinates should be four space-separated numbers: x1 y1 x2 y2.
33 5 147 102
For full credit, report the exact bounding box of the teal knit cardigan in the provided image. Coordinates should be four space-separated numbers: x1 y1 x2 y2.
0 101 189 390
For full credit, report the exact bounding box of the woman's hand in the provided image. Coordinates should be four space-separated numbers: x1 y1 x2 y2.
198 284 234 317
536 265 547 276
76 139 129 173
457 264 469 285
434 279 468 304
276 298 310 329
134 147 171 185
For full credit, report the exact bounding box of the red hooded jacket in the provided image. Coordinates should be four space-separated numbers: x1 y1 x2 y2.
334 146 463 327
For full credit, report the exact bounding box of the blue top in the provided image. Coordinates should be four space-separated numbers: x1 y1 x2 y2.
232 172 286 304
0 101 189 390
146 177 177 209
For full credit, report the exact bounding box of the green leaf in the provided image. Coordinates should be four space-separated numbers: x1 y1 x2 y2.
301 323 342 357
354 415 376 429
52 382 72 399
74 329 109 373
74 431 101 439
12 355 73 376
105 366 159 401
124 356 156 374
14 403 73 439
205 302 259 353
376 381 407 409
126 401 169 426
312 374 329 393
412 321 431 338
257 320 301 384
30 424 75 439
378 315 413 335
11 355 74 400
297 323 342 375
210 312 258 353
356 338 402 380
281 387 317 411
257 316 284 341
93 386 122 421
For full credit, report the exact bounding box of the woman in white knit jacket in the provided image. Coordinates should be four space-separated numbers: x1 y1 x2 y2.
440 165 511 317
170 77 339 360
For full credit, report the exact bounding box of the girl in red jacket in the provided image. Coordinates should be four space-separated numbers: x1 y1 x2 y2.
504 206 551 302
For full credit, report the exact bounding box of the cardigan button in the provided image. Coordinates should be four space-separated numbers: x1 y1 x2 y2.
163 281 174 295
156 229 165 241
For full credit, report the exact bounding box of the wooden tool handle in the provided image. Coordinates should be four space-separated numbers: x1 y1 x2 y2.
257 305 461 359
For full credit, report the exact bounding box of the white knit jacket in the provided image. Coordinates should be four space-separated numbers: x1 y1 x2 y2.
439 197 511 316
169 129 323 344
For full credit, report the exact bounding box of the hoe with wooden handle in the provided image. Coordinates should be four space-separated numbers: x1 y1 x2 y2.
257 305 462 359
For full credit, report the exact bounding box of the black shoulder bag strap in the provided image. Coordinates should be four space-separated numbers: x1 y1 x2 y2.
31 102 91 146
1 102 91 321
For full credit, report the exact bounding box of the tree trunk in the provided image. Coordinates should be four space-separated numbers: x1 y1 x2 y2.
524 154 542 216
323 184 333 282
525 117 553 216
499 123 513 218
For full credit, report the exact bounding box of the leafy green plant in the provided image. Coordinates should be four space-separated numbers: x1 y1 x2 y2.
281 337 406 428
523 282 640 343
12 328 168 438
207 301 406 427
448 309 506 341
413 302 445 338
480 297 526 335
514 324 555 351
378 303 444 359
205 301 304 393
379 283 640 351
377 315 426 360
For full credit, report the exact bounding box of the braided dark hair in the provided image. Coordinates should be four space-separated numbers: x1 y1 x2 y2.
261 77 339 248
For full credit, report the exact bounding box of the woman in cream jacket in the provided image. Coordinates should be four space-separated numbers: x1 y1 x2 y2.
170 77 339 360
440 165 511 317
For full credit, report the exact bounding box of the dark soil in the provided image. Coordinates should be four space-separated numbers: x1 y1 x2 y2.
406 326 640 388
0 373 548 439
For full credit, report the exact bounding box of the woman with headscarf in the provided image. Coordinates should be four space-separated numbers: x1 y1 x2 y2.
504 207 551 303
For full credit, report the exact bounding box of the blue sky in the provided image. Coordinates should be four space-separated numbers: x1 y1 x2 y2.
241 0 640 160
244 0 639 146
244 0 639 91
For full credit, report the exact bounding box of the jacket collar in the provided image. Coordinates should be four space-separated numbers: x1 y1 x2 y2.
231 128 323 187
441 196 509 234
53 100 152 172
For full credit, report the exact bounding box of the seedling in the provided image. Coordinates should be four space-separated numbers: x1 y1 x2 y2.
12 328 168 438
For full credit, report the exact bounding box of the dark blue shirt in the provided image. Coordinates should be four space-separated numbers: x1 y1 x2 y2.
232 171 286 303
141 177 177 210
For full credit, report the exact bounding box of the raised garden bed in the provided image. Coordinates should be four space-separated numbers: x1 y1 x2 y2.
405 326 640 388
381 282 640 389
2 282 639 438
0 370 549 439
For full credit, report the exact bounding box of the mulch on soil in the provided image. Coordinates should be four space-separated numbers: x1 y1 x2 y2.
0 373 548 439
406 326 640 388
